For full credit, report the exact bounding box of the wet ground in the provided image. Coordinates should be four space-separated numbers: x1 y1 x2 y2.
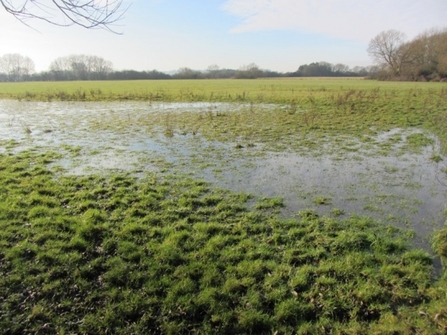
1 99 446 249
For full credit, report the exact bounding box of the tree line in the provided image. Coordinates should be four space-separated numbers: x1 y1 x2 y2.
1 0 446 84
7 24 446 83
368 28 447 81
0 55 374 82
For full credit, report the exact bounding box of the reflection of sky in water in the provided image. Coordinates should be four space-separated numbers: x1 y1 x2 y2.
243 152 445 233
0 99 446 248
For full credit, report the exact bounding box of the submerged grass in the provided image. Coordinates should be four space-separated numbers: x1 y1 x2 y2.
1 79 446 154
1 79 447 333
1 150 447 334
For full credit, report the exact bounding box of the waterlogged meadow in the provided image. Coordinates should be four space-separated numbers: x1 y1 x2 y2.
1 78 447 333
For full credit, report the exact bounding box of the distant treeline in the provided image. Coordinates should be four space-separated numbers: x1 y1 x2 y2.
2 27 446 82
0 54 374 82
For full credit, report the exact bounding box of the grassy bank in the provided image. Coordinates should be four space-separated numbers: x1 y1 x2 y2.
0 150 446 334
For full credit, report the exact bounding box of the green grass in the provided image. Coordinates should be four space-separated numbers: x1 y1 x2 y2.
0 78 445 102
1 150 447 334
1 78 447 333
1 78 446 153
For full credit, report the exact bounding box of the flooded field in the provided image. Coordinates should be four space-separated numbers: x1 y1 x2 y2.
1 99 445 248
2 79 447 334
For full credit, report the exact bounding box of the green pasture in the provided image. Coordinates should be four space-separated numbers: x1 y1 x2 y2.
1 78 447 333
0 150 446 334
1 78 446 151
0 77 446 103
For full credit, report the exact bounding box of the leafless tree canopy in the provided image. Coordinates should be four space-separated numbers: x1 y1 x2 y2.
50 54 113 80
0 53 35 81
0 0 128 32
368 28 447 80
367 30 408 75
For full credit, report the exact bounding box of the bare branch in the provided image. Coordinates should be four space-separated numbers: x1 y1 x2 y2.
1 0 129 33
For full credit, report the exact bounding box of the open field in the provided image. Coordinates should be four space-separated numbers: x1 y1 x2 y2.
1 77 446 103
1 78 447 333
1 78 446 150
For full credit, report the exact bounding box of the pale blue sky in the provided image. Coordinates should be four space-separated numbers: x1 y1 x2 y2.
1 0 446 73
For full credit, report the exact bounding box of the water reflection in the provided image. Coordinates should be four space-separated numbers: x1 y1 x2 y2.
0 99 445 248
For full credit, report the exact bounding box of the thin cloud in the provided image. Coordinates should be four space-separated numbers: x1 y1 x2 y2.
221 0 447 42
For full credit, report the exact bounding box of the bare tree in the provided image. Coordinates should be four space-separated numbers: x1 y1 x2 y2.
332 63 349 74
405 28 447 78
236 63 262 79
206 64 220 79
0 0 128 32
174 67 202 79
88 55 113 79
50 54 113 80
367 30 411 76
0 53 35 81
